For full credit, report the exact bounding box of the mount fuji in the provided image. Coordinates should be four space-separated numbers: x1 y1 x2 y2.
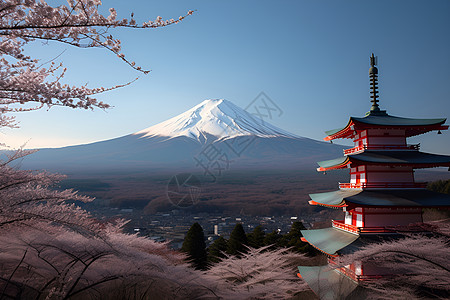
21 99 344 172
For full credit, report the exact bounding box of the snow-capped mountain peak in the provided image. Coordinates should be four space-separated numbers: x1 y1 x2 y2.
133 99 296 143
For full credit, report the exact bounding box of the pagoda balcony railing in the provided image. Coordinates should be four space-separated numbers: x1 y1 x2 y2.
336 266 384 282
343 144 420 155
332 220 359 234
333 220 437 236
328 260 384 282
339 182 427 189
332 220 396 234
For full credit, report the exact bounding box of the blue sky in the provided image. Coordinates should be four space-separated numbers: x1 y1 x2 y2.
2 0 450 154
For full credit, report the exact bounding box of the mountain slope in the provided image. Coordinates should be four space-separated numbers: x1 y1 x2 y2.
20 99 344 172
134 99 296 143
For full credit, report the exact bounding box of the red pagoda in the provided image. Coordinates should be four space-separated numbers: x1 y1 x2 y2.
297 54 450 298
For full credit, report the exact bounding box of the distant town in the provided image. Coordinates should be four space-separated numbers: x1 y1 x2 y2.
84 204 329 249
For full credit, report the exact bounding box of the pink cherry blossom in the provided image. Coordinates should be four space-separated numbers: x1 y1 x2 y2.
0 0 194 128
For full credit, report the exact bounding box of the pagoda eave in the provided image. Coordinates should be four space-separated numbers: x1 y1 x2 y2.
309 189 450 208
300 236 339 257
324 118 448 141
351 121 448 137
324 120 355 141
404 124 449 138
300 227 360 257
317 156 350 172
297 266 359 299
308 200 346 209
317 151 450 172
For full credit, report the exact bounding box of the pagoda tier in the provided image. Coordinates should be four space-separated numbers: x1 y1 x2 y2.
309 189 450 208
317 151 450 172
324 113 448 141
317 151 450 191
307 188 450 235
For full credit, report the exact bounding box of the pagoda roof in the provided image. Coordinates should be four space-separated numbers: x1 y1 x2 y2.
325 127 346 137
297 266 358 300
317 156 350 170
336 233 406 255
309 189 450 208
317 151 450 171
301 228 411 257
324 113 447 141
300 227 359 256
353 114 446 127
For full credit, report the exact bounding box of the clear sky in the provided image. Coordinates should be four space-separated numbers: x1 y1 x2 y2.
2 0 450 154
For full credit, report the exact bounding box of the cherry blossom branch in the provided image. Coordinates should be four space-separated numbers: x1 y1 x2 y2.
0 0 194 128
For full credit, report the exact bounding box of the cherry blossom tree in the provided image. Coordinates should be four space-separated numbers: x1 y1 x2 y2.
0 148 315 298
206 246 309 299
0 151 220 299
0 224 227 299
336 231 450 300
0 0 193 128
0 148 100 231
0 2 211 298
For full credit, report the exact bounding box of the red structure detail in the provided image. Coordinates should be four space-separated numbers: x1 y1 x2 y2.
339 182 427 189
324 122 448 141
332 220 359 234
343 144 420 155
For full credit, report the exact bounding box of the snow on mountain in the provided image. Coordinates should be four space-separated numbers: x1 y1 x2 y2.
133 99 297 143
19 99 345 172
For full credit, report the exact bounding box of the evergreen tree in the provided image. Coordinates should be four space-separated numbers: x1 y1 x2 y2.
263 230 283 250
247 225 265 248
181 222 208 270
428 179 450 194
280 221 308 252
281 221 306 245
207 236 228 264
281 221 319 255
227 223 248 255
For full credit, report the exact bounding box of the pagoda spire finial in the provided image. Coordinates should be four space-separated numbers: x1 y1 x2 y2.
369 53 380 112
366 53 387 116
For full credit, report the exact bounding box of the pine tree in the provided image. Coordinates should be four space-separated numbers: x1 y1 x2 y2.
227 223 248 255
428 179 450 194
181 223 208 270
207 236 228 264
281 221 317 254
247 225 265 248
263 230 283 250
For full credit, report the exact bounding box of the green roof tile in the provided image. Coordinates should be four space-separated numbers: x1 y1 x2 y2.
309 189 450 207
317 156 349 169
325 114 446 138
300 227 359 255
297 266 358 300
325 127 346 136
309 189 361 206
318 151 450 169
352 115 446 126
